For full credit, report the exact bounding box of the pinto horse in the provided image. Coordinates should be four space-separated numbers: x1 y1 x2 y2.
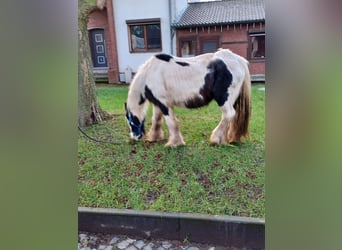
125 48 251 147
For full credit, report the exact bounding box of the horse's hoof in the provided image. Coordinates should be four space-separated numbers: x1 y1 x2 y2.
164 141 185 147
210 137 221 145
146 132 165 142
210 138 228 146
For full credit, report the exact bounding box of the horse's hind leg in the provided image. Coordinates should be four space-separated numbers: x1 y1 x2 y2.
210 103 235 145
146 105 164 142
164 109 185 147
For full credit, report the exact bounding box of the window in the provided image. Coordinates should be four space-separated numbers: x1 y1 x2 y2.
200 38 219 54
126 19 161 53
180 39 196 57
202 41 217 53
249 33 265 60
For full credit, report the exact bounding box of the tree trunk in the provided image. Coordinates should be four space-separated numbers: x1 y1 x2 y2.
78 0 109 127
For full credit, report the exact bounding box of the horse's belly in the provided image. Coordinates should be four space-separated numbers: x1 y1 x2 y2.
173 93 211 109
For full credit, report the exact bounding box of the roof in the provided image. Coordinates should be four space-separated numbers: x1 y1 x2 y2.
173 0 265 28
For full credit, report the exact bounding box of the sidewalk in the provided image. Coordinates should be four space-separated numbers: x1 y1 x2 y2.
79 231 228 250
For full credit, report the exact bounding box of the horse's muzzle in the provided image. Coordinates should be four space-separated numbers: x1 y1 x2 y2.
130 132 143 140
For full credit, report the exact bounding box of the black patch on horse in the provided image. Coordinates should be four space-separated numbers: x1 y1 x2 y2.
185 59 232 108
185 73 214 108
138 94 146 105
209 59 232 106
176 61 190 67
144 85 169 115
155 54 173 62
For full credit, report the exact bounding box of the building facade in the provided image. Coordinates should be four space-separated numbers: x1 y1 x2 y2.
87 0 265 83
112 0 187 82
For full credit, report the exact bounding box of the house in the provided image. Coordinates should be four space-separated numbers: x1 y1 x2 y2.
87 0 265 83
173 0 265 81
87 0 119 83
87 0 187 83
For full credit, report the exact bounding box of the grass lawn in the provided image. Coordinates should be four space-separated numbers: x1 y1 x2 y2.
78 83 265 218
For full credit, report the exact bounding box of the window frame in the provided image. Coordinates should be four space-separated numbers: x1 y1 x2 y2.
248 32 265 61
126 18 162 53
178 36 197 57
199 37 220 54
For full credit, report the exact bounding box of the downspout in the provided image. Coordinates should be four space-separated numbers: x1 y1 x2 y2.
106 0 120 83
168 0 174 55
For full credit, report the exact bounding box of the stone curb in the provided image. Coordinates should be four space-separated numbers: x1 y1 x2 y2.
78 207 265 249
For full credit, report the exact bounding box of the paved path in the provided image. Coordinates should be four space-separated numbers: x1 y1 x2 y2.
78 231 229 250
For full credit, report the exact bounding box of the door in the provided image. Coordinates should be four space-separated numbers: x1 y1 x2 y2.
89 29 108 67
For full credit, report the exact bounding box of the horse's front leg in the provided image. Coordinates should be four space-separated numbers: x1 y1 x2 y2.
164 109 185 147
146 105 164 142
210 104 235 145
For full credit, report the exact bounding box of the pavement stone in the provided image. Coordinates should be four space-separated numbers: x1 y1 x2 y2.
109 237 120 245
134 240 146 249
142 242 154 250
78 231 223 250
80 247 91 250
117 239 131 249
162 241 172 249
125 245 138 250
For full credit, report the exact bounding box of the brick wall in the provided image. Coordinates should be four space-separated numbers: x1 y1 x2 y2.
175 23 265 76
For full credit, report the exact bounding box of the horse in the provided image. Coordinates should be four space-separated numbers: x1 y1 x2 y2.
124 48 251 147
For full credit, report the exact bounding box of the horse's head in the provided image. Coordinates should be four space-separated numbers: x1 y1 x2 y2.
125 103 145 140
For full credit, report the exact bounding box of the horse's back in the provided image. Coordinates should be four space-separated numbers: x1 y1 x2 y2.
134 49 249 108
142 53 212 106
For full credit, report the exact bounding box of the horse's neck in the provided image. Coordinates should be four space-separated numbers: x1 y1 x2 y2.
127 88 147 121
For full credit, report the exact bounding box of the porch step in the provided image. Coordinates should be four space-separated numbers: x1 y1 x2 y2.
251 74 265 82
93 67 108 82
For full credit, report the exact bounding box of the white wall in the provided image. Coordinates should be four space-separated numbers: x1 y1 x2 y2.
112 0 189 76
113 0 173 74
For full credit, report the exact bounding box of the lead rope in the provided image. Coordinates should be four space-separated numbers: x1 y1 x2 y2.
78 126 121 145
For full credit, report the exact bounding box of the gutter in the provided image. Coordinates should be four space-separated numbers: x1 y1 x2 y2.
172 20 266 29
168 0 174 55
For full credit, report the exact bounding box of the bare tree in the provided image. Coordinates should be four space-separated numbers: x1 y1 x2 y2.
78 0 109 126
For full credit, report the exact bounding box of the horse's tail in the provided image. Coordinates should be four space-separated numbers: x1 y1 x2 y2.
227 60 252 143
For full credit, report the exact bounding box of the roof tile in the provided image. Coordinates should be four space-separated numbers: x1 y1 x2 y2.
174 0 265 27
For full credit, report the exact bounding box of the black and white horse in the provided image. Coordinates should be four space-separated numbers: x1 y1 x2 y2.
125 48 251 147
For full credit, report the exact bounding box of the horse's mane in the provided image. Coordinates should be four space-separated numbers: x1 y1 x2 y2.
126 58 153 120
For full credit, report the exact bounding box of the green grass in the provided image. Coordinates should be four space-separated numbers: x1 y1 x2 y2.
78 84 265 218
